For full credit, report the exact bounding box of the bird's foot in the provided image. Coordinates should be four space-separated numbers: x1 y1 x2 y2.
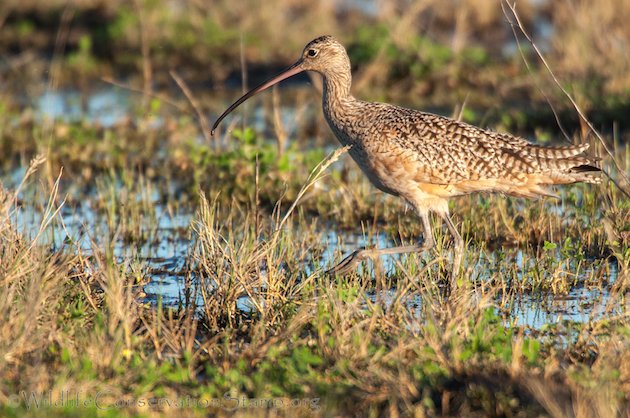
326 248 372 275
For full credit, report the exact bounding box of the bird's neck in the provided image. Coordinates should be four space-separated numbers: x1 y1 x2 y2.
322 70 353 119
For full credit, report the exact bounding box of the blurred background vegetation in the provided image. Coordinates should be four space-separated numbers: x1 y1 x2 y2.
1 0 629 131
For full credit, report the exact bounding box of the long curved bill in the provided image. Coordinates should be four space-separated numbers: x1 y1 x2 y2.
211 59 304 135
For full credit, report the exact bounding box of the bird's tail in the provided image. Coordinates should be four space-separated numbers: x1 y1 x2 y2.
566 163 602 184
508 143 601 198
535 142 601 183
528 142 591 159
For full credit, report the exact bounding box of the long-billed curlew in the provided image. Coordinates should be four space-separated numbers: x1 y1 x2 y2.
211 35 601 284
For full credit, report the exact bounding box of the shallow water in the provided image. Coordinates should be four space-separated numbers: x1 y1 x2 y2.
4 87 625 329
36 88 134 127
5 177 622 331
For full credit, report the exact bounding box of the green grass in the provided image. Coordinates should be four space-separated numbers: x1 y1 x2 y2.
0 125 627 416
0 1 629 414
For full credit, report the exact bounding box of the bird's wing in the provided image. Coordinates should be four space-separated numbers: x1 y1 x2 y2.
382 108 587 185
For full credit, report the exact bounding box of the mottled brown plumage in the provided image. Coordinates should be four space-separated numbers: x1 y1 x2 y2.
212 35 601 284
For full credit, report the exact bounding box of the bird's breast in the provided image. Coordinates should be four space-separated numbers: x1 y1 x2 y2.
324 103 435 198
328 125 408 196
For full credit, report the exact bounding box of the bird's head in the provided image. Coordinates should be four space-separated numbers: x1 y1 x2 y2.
211 35 350 135
298 35 350 74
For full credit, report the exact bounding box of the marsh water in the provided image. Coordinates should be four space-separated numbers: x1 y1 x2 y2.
4 86 625 330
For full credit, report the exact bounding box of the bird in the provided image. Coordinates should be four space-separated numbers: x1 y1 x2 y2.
211 35 601 285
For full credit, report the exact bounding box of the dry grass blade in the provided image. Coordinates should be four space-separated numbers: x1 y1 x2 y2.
170 69 213 144
274 145 350 235
2 155 46 217
101 76 189 113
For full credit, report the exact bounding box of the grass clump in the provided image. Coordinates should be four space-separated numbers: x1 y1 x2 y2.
0 154 627 417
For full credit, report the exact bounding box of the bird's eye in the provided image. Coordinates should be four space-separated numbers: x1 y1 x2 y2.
307 49 318 57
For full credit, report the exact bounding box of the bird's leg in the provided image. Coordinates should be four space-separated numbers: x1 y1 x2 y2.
327 211 434 275
439 212 464 285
